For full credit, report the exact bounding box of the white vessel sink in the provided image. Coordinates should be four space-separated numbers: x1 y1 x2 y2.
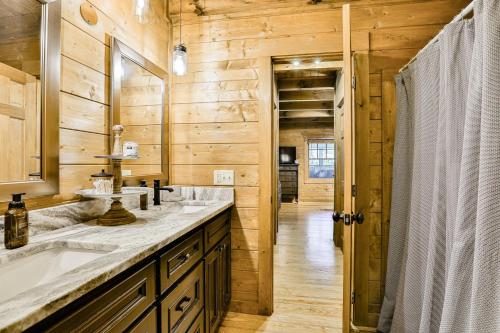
0 243 114 303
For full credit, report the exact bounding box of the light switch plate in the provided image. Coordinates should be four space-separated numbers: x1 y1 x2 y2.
214 170 234 185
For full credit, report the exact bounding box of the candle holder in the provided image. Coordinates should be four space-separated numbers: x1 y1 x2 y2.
78 124 144 226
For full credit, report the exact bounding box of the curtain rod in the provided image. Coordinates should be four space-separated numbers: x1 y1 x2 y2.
399 0 475 73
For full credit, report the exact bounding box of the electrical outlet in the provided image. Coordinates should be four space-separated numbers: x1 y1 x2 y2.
213 170 234 185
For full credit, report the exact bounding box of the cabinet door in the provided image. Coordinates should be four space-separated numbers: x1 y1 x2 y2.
127 308 156 333
161 262 204 333
45 262 156 333
220 234 231 313
205 246 221 333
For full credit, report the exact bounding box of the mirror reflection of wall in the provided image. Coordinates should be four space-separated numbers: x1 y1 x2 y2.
119 56 163 176
0 0 42 182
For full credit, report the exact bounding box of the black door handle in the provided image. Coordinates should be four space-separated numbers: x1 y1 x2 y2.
352 212 364 224
332 211 343 223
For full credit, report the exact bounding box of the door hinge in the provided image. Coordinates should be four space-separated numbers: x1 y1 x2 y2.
351 291 356 304
352 75 356 89
351 184 357 197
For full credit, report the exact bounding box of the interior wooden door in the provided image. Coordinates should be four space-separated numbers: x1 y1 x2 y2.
341 5 371 331
272 67 279 244
341 4 354 332
334 79 345 249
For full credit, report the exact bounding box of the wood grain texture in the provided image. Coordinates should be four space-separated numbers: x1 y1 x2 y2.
6 0 170 204
341 6 354 332
169 0 469 322
257 56 273 315
222 206 343 332
172 143 259 165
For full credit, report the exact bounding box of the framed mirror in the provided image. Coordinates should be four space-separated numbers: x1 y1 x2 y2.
110 38 168 183
0 0 60 201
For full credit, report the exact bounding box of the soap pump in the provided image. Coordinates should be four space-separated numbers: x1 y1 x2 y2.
4 193 29 249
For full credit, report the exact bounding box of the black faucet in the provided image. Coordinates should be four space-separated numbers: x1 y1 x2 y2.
153 180 174 205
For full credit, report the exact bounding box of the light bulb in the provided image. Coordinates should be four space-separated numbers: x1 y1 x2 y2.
173 44 188 76
314 59 321 65
292 59 301 66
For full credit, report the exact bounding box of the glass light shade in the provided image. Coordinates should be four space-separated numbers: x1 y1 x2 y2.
173 44 188 76
133 0 149 24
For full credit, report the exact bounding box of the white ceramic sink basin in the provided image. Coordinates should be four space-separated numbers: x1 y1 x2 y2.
0 243 114 303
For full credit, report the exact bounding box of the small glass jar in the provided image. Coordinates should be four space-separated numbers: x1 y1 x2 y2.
91 169 114 194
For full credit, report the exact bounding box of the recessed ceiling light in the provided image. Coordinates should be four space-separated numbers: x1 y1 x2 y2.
292 59 301 66
314 59 321 64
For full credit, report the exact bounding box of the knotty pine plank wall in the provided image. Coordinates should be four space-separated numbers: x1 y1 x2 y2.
169 0 469 324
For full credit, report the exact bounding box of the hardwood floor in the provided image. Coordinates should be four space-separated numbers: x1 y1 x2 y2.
221 204 343 332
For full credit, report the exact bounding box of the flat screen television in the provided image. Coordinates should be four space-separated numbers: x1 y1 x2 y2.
279 147 296 164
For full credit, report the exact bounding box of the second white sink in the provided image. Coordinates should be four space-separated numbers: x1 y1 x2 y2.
0 243 114 303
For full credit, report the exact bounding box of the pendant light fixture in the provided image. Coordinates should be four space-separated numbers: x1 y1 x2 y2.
173 0 188 76
133 0 150 24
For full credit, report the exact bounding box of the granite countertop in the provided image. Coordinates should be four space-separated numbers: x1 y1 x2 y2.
0 186 233 333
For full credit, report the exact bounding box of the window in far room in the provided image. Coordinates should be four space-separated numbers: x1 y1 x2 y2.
306 139 335 182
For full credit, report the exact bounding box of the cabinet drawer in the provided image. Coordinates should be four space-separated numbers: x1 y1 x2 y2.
161 262 204 333
46 261 156 333
204 211 230 252
186 311 205 333
127 308 156 333
160 230 203 293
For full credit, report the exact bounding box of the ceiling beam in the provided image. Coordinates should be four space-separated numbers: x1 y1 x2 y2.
279 108 334 112
274 61 343 72
278 77 335 90
279 117 334 125
279 100 334 110
279 89 334 100
280 110 333 118
279 87 335 92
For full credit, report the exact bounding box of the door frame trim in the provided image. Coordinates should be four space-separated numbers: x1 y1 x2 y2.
257 20 369 325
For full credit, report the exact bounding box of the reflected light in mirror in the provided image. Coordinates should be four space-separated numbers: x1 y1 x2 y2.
133 0 149 24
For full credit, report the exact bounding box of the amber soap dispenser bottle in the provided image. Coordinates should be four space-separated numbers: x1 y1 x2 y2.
4 193 29 249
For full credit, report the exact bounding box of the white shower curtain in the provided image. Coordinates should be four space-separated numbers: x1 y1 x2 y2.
378 0 500 332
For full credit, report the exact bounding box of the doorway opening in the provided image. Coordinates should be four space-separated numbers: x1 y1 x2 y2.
270 54 346 331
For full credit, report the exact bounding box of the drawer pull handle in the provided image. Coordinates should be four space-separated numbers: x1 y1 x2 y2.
176 296 193 313
178 252 191 263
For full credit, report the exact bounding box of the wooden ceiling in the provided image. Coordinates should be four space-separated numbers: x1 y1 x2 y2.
167 0 431 23
276 58 340 126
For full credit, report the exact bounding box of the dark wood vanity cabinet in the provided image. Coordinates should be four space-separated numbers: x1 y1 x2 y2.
205 234 231 333
31 208 232 333
161 262 205 333
45 262 156 333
